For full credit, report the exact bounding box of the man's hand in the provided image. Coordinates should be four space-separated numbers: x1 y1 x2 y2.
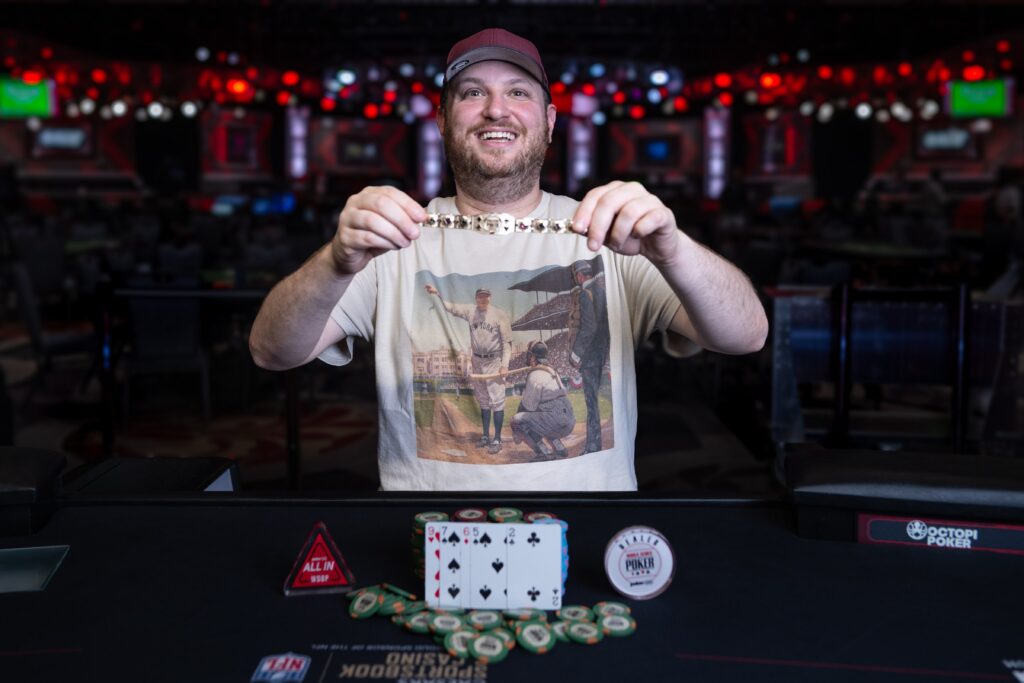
331 186 427 275
424 284 439 296
571 180 681 267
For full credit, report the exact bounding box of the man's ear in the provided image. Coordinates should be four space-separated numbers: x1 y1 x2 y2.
436 107 446 136
546 103 556 143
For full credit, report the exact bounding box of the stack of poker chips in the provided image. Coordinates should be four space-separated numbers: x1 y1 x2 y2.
348 584 636 665
412 508 569 590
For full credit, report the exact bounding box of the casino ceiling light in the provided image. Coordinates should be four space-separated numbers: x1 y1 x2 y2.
147 101 164 118
181 101 198 117
79 98 96 115
337 69 356 86
649 70 669 86
196 46 210 62
919 100 940 120
111 100 127 117
855 102 872 119
799 100 815 116
817 102 834 122
891 101 912 121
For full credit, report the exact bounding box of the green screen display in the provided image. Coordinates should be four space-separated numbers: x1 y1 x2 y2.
948 79 1011 118
0 78 56 118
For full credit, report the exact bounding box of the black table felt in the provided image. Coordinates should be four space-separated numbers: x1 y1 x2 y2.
0 497 1021 682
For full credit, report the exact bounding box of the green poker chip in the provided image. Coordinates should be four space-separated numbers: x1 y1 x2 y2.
593 601 632 618
516 621 556 654
414 511 449 528
488 507 523 522
403 611 432 634
348 589 384 619
468 633 509 663
444 629 479 659
502 608 547 622
377 594 408 616
566 620 604 645
381 583 417 600
524 511 558 522
492 627 516 650
466 610 503 631
598 614 637 637
345 585 382 600
550 620 570 643
403 601 427 614
428 613 465 635
556 605 594 622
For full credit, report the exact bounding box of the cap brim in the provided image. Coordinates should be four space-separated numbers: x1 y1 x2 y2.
445 46 548 91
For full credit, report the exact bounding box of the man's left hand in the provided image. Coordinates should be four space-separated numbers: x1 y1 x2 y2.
571 181 681 267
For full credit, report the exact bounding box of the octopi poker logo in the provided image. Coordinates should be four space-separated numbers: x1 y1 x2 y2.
251 653 311 682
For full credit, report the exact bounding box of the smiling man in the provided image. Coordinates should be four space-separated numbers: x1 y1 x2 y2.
249 28 769 491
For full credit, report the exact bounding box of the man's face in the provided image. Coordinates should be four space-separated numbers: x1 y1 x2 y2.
476 292 491 310
438 61 556 185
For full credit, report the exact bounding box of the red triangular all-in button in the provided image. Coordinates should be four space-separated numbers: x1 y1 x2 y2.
284 522 355 596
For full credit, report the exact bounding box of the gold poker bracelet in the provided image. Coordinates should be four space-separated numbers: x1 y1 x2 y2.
418 212 578 235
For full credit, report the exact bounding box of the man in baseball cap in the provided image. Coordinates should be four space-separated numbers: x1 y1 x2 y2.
251 25 769 491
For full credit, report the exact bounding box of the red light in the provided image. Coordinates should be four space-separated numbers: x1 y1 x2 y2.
411 81 424 93
817 65 833 80
1001 59 1013 71
381 103 392 115
719 92 733 107
86 87 99 99
581 83 596 96
840 67 856 86
227 79 249 95
363 103 379 119
282 70 300 87
612 91 626 104
91 68 107 84
320 97 336 111
3 57 14 68
552 82 566 95
383 90 397 103
674 96 688 111
939 67 951 81
962 50 975 63
628 105 645 119
872 66 888 83
996 40 1011 54
760 73 781 89
276 91 291 106
962 65 985 81
713 72 732 88
21 70 43 85
897 62 912 77
40 47 53 59
246 67 259 80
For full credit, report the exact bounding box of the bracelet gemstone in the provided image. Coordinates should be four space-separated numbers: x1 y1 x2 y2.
419 213 577 235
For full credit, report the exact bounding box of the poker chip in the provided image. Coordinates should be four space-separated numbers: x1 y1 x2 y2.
377 594 408 616
556 605 594 622
382 583 417 600
492 627 516 650
345 585 382 600
593 601 632 618
466 610 503 631
503 608 546 622
414 512 449 528
516 621 557 654
488 507 523 523
566 621 604 645
444 629 479 659
403 601 427 614
453 508 488 522
468 633 509 663
524 511 558 522
429 613 465 635
603 526 675 600
403 611 432 634
348 589 384 619
598 614 637 638
550 620 570 643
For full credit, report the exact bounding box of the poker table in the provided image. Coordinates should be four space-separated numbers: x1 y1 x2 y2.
2 492 1022 683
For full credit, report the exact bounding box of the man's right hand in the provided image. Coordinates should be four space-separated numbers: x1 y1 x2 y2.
331 186 427 275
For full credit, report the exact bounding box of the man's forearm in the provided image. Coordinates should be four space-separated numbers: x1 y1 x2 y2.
249 244 354 370
658 231 768 355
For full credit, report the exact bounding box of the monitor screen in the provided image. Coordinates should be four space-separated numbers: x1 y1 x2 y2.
336 136 380 166
0 78 56 118
947 79 1013 118
914 123 980 161
29 121 95 160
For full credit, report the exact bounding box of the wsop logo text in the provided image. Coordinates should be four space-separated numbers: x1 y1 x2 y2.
905 520 978 549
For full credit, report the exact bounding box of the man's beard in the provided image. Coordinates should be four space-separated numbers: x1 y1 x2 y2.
443 123 550 206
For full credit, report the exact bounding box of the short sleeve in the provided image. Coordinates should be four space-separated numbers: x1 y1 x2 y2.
615 252 683 349
316 257 378 366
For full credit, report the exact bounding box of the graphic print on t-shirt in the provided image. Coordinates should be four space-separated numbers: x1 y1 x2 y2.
413 256 612 464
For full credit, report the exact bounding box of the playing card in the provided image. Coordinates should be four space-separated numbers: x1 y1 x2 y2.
505 524 562 610
423 523 443 606
467 523 508 610
438 524 468 609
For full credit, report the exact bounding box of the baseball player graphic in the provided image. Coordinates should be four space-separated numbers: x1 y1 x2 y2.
425 284 512 454
510 341 576 460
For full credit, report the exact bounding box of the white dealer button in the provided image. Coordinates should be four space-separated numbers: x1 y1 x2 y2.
603 526 675 600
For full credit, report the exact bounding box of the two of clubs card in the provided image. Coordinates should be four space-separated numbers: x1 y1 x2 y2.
424 522 563 611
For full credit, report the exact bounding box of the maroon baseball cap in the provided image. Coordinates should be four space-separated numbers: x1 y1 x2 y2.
444 28 550 93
